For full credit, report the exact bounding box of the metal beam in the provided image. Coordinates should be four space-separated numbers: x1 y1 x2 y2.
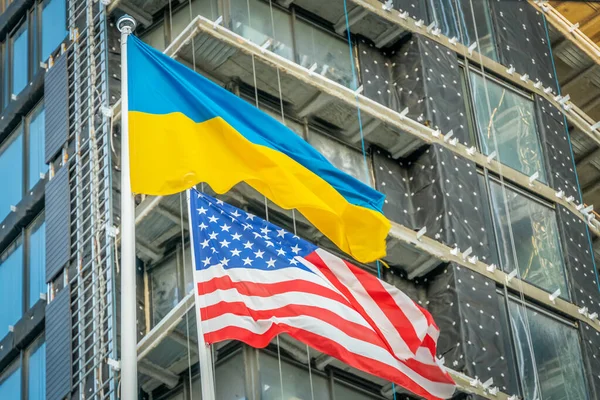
138 359 180 389
157 204 189 228
334 6 369 34
118 3 153 27
374 26 406 48
296 92 331 118
135 196 164 225
278 0 294 7
349 119 381 143
169 329 198 352
137 240 163 262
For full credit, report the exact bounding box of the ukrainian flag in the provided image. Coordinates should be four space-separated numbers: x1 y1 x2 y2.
127 35 390 263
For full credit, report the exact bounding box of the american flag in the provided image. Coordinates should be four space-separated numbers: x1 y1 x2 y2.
188 188 455 399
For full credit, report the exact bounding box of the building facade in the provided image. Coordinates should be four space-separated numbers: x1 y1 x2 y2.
1 0 600 399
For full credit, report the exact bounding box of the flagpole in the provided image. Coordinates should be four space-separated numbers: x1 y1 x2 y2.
186 189 217 400
117 14 138 400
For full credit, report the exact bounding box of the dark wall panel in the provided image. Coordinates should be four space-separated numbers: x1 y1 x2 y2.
489 0 557 93
556 206 600 316
427 264 519 395
46 166 70 282
535 95 580 202
580 322 600 400
45 54 69 164
46 288 72 400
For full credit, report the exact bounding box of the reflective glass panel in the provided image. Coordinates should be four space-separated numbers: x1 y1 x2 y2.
470 73 546 183
12 22 28 96
28 103 47 189
28 337 46 400
457 0 497 60
295 19 354 88
0 361 21 399
213 352 246 399
508 301 588 400
0 240 23 338
489 181 568 299
428 0 461 39
230 0 294 61
335 382 379 399
260 352 330 400
0 128 23 221
150 254 180 326
42 0 67 61
171 0 218 44
308 131 372 186
28 215 46 307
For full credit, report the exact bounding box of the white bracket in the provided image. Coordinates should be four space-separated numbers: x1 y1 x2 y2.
544 86 553 94
578 306 589 315
10 205 16 213
107 358 121 372
449 36 458 45
506 65 515 75
398 10 409 19
528 171 539 186
426 22 436 33
462 246 473 261
533 80 543 89
8 325 14 333
488 387 498 396
355 85 364 95
466 146 477 156
415 19 424 27
569 22 580 33
589 312 598 320
432 128 441 138
399 107 409 119
450 246 459 256
467 42 477 55
581 204 594 215
11 94 17 101
382 0 393 11
107 225 119 238
486 150 497 164
508 395 519 400
506 269 518 283
40 293 47 301
486 263 497 273
261 38 273 53
555 190 564 199
101 105 113 118
558 94 571 105
482 378 493 389
39 61 48 69
431 27 441 36
520 73 529 82
590 121 600 132
549 288 561 303
308 63 318 76
443 130 454 143
416 226 427 241
468 255 478 264
470 377 481 387
566 195 575 203
213 15 223 29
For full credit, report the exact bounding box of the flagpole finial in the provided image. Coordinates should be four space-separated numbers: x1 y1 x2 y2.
117 14 136 34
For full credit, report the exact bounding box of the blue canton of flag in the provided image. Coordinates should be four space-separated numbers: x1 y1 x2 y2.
190 190 316 273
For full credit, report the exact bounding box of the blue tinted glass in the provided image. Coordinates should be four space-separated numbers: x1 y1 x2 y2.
0 130 24 222
12 23 28 96
28 105 47 189
0 363 21 399
0 242 23 338
28 340 46 400
29 219 46 307
42 0 67 61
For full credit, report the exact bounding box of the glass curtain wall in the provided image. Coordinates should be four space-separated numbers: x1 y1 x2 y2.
0 239 23 338
0 126 23 221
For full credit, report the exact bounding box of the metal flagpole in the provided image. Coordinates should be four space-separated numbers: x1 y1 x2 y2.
186 189 217 400
117 14 138 400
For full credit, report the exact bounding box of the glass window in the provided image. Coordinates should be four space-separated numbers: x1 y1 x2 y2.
150 254 181 326
508 300 588 400
41 0 67 62
470 73 546 183
12 21 29 96
28 103 47 189
308 131 372 186
488 181 568 299
141 25 166 53
230 0 294 61
209 352 246 399
171 0 218 42
0 360 21 399
295 19 354 88
0 240 23 338
0 127 23 222
427 0 461 40
27 336 46 400
28 214 46 307
334 382 380 399
259 352 330 400
457 0 496 61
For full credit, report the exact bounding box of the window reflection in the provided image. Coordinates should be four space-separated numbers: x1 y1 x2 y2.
170 0 218 45
470 73 546 183
0 239 23 338
488 181 568 299
12 21 29 96
150 254 181 326
295 19 354 88
230 0 294 61
0 127 23 222
334 381 380 399
28 103 47 189
28 214 46 307
0 360 21 399
508 301 588 400
27 335 46 400
260 351 330 400
41 0 67 62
